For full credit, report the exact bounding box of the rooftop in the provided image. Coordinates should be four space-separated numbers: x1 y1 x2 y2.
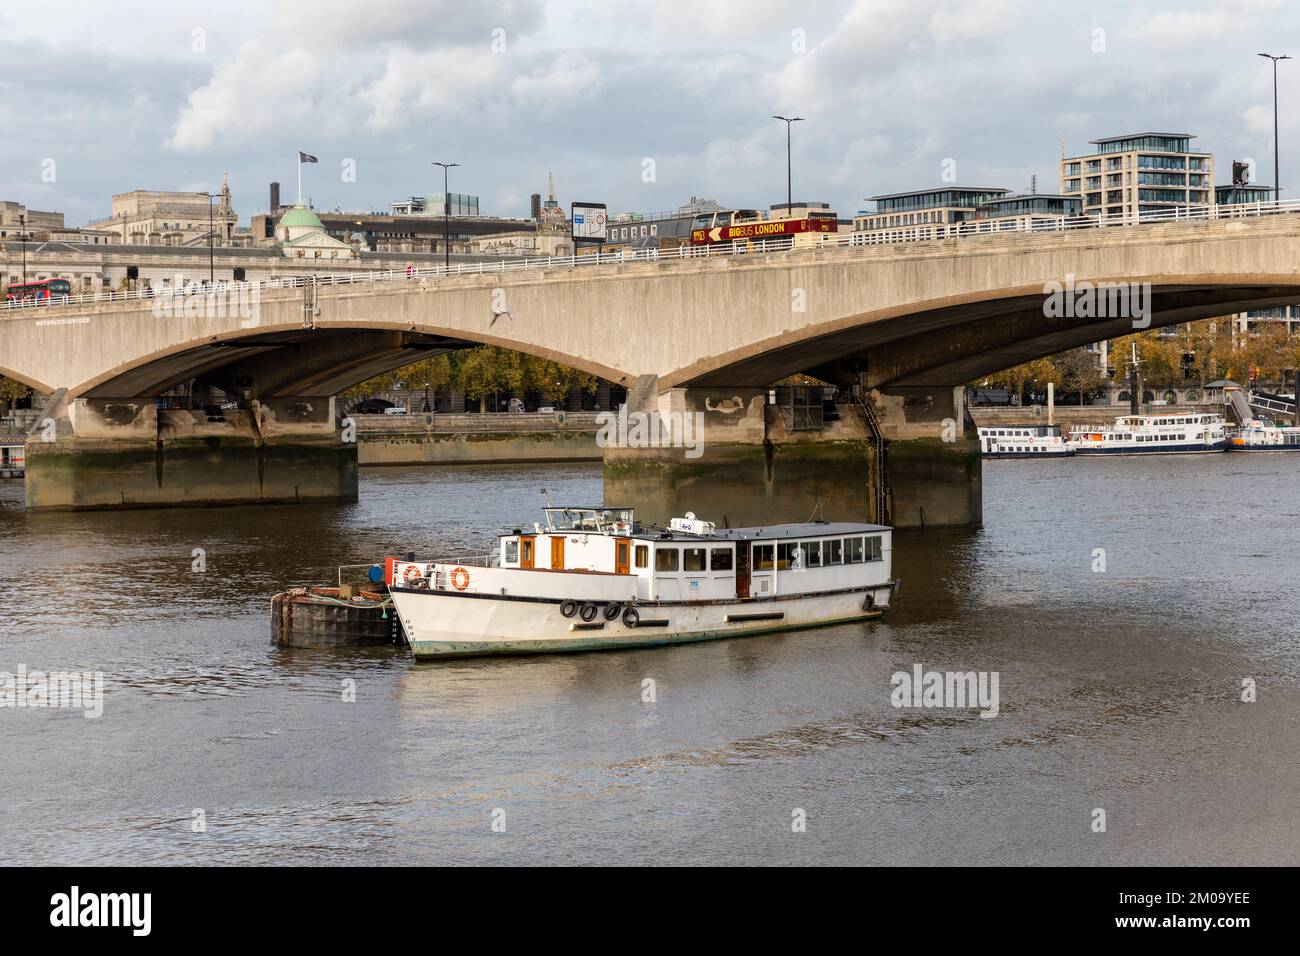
1089 132 1195 144
869 186 1009 202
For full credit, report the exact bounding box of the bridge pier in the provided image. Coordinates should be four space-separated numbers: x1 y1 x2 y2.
24 394 357 511
601 385 980 529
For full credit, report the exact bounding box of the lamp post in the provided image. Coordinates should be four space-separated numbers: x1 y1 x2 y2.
1259 53 1290 202
772 115 804 210
432 161 460 271
18 213 27 284
197 191 216 284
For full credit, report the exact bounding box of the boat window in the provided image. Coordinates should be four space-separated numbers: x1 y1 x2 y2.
635 545 648 568
655 548 679 572
521 539 534 564
825 539 843 564
777 541 802 569
753 544 774 570
804 540 822 567
847 537 864 563
710 547 734 571
683 548 707 572
865 536 883 562
505 539 519 563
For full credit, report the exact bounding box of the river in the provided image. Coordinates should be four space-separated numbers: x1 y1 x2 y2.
1 455 1297 865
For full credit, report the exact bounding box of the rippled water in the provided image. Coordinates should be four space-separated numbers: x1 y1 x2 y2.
1 456 1297 865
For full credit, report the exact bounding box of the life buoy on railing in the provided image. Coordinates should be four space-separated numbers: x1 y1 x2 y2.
402 564 424 584
450 566 471 591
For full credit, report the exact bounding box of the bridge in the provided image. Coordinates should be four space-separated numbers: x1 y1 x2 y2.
7 203 1300 525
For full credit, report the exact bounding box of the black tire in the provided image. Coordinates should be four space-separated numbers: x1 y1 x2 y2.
560 600 579 619
579 603 598 623
621 606 640 628
862 593 875 611
603 602 622 621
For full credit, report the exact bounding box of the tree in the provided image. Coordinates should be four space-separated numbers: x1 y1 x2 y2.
0 376 31 402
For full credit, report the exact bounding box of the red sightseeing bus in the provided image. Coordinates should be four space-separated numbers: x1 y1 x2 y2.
5 278 72 304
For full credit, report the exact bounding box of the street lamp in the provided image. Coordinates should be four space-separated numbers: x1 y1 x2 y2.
772 115 804 210
17 213 27 284
431 161 460 271
1259 53 1290 202
197 190 217 284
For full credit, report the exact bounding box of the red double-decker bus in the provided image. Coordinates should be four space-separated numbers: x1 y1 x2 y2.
5 278 72 304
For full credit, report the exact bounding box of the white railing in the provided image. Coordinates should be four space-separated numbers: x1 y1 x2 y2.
7 197 1300 315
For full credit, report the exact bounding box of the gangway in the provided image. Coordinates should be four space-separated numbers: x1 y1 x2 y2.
1224 387 1257 424
1248 390 1296 421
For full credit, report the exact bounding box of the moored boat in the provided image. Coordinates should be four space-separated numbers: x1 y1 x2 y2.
1068 412 1227 455
387 508 896 659
977 424 1073 458
1229 418 1300 451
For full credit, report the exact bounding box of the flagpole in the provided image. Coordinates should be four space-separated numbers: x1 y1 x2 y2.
297 155 302 206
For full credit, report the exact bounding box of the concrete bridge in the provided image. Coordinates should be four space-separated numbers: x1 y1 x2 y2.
7 211 1300 525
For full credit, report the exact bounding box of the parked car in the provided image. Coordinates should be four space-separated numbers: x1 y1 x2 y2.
351 399 395 415
383 406 408 416
537 406 556 414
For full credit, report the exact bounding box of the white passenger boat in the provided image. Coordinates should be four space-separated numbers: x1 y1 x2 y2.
977 424 1073 458
386 508 895 659
1067 412 1227 455
1229 418 1300 451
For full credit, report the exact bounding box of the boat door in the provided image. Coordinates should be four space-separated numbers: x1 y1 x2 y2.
550 536 565 570
736 542 751 598
520 535 536 569
614 539 630 575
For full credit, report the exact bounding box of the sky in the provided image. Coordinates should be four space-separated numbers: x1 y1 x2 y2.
1 0 1297 227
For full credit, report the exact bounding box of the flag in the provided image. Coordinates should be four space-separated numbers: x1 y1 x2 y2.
298 151 318 164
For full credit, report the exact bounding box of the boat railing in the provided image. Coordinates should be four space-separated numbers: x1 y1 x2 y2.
428 553 499 568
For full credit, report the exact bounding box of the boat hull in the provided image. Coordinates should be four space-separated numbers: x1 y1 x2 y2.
390 586 889 659
1071 442 1226 455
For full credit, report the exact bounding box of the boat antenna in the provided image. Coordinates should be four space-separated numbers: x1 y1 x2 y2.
806 498 824 522
540 487 552 508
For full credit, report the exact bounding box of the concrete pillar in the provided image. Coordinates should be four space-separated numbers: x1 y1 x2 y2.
602 384 980 530
24 394 357 511
449 391 466 413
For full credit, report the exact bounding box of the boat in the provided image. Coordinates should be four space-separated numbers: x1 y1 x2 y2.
977 424 1073 458
1228 418 1300 451
386 507 896 659
1067 412 1227 455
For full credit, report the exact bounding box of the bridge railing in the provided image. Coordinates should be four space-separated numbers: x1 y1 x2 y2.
8 197 1300 315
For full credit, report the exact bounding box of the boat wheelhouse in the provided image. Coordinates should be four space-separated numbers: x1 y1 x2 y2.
1229 418 1300 451
976 424 1073 458
386 508 895 659
1068 412 1227 455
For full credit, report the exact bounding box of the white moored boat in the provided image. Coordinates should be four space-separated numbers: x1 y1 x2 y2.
386 508 896 659
977 424 1073 458
1229 418 1300 451
1068 412 1227 455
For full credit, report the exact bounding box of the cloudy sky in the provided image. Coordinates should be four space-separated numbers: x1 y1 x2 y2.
1 0 1296 227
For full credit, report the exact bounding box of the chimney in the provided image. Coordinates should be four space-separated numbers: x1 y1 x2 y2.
270 182 281 212
530 193 542 221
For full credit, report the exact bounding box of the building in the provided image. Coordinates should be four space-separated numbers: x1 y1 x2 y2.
84 178 239 246
1060 133 1213 220
0 201 65 238
853 187 1010 239
0 434 24 478
392 193 480 217
467 231 573 257
275 205 355 260
971 193 1081 230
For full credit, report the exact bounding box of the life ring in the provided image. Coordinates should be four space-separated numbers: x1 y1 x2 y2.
402 564 424 584
621 606 640 628
450 566 471 591
560 600 579 619
579 603 599 623
603 602 622 621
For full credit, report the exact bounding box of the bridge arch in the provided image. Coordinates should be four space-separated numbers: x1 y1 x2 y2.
70 321 631 399
0 365 54 396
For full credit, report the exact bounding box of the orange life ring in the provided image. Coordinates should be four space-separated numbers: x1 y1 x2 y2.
402 564 424 583
450 566 471 591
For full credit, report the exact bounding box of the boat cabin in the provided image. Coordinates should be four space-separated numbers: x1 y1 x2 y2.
497 507 890 603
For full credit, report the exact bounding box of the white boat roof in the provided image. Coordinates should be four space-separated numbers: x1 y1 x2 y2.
635 521 889 542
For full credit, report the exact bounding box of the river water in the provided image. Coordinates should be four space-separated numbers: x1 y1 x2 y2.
1 456 1297 865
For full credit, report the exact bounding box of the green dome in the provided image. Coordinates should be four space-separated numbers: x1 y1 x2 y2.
278 206 323 229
